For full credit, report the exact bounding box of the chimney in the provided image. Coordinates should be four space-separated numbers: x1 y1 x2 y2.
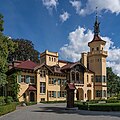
81 53 87 68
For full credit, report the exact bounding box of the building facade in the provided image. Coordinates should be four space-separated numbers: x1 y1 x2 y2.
7 17 108 102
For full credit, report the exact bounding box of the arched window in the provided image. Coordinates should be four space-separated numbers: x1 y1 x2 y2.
72 72 75 82
97 47 99 51
54 58 56 62
76 72 79 82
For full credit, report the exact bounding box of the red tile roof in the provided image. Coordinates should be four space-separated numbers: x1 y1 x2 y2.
15 60 38 70
88 35 106 45
65 83 76 90
58 60 73 64
61 63 74 70
27 85 37 91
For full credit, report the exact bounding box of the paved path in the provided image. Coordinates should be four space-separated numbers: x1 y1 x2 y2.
0 103 120 120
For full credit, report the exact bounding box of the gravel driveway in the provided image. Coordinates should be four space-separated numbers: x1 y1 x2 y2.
0 103 120 120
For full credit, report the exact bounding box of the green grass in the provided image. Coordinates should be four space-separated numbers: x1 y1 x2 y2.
0 103 16 116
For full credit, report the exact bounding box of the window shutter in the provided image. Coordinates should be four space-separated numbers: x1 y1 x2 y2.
58 79 60 85
57 91 60 98
18 75 21 83
54 79 56 85
54 91 56 98
26 75 30 84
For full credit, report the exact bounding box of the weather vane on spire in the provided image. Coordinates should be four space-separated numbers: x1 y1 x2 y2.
94 7 100 36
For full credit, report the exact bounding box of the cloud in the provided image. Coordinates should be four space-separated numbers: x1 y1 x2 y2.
59 11 70 23
60 26 120 76
42 0 58 12
70 0 120 15
70 0 81 14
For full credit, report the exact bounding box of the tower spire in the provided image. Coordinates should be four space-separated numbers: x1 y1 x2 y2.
94 7 100 36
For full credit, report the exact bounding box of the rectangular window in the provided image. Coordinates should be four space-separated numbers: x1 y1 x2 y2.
49 91 56 98
95 76 102 82
25 75 30 84
58 79 61 85
60 91 66 97
53 91 56 98
21 75 25 82
96 90 102 97
61 80 66 85
57 91 60 98
30 76 35 84
40 82 46 93
53 79 56 85
41 98 45 102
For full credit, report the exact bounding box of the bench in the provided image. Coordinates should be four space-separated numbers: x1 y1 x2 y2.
98 101 106 104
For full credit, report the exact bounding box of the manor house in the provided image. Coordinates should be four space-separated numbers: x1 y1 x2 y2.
7 17 108 103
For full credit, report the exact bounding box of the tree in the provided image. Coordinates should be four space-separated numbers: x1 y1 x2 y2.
0 14 15 94
8 39 40 63
0 14 4 32
107 67 120 97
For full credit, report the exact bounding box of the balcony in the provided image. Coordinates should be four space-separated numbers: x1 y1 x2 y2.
88 50 108 57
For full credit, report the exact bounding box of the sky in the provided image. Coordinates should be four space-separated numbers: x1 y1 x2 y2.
0 0 120 76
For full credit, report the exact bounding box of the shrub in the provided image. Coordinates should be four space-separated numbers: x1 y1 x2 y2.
5 96 13 104
0 103 16 116
74 103 88 110
89 103 120 111
106 100 120 103
0 96 5 105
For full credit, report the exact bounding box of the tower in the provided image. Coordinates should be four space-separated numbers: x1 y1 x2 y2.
88 15 108 99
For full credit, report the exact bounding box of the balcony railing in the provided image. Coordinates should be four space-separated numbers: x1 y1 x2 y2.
88 50 108 56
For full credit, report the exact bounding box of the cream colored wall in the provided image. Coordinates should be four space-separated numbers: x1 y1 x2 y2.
88 56 102 75
89 41 105 51
17 72 36 102
40 50 59 66
36 69 48 102
36 68 66 102
75 72 94 101
88 41 108 100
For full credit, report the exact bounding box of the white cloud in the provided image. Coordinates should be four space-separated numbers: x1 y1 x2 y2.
60 11 70 23
70 0 81 14
60 26 120 76
70 0 120 15
42 0 58 12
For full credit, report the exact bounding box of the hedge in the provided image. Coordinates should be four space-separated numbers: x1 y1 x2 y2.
75 103 120 111
89 103 120 111
74 104 88 110
0 103 16 116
